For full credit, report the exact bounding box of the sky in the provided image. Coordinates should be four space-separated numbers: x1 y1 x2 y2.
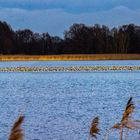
0 0 140 37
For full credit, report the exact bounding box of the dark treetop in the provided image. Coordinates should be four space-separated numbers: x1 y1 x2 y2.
0 21 140 55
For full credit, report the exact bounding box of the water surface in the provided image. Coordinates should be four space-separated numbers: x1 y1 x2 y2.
0 60 140 67
0 61 139 140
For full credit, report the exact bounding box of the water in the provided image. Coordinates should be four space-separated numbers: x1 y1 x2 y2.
0 61 140 140
0 60 140 67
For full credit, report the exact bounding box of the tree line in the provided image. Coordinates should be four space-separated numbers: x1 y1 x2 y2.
0 21 140 55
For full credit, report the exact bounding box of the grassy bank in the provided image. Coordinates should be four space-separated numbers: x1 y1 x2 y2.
0 54 140 61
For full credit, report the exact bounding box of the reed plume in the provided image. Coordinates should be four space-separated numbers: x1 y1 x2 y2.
120 97 135 140
105 97 138 140
121 97 135 123
8 115 24 140
88 116 100 140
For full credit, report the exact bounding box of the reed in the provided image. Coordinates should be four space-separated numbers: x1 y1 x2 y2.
0 54 140 61
88 116 100 140
8 115 24 140
121 97 135 123
119 97 135 140
105 97 140 140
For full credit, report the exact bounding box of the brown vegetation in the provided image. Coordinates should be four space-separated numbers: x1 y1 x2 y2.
9 115 24 140
105 97 140 140
88 116 100 140
0 54 140 61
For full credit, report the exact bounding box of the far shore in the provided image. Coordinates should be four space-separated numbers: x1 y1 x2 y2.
0 66 140 72
0 54 140 61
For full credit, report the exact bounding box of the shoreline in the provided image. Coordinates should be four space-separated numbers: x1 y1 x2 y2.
0 66 140 72
0 54 140 61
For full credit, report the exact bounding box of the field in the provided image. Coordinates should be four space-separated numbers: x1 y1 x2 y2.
0 54 140 61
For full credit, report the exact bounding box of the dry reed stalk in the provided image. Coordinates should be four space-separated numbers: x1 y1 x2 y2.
125 121 140 139
8 115 24 140
8 101 29 140
121 97 135 123
105 97 136 140
120 97 135 140
88 116 100 140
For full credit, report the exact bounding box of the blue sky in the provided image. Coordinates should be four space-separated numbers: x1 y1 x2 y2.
0 0 140 36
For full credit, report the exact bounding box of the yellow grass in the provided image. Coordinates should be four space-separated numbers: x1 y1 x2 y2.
0 54 140 61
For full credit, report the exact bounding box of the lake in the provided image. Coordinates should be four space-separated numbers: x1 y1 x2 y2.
0 60 140 140
0 60 140 67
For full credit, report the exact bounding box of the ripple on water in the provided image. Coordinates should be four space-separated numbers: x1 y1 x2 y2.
0 71 139 140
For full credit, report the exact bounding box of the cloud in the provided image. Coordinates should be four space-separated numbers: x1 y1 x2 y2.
0 6 140 37
0 0 140 12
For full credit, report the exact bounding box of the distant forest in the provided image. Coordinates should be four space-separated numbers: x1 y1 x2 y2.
0 21 140 54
